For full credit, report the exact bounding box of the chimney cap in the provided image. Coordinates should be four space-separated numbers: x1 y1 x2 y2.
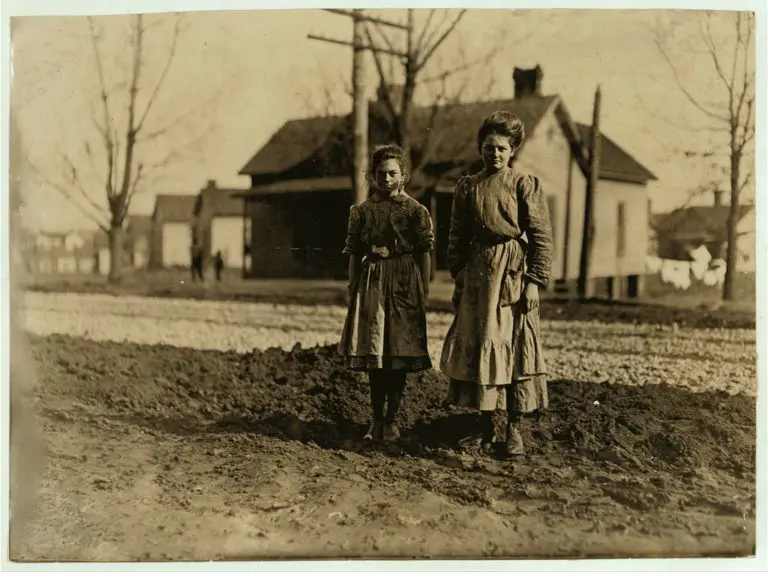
206 179 216 188
513 65 544 98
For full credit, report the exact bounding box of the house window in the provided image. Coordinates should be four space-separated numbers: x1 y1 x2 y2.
617 201 626 258
546 195 557 247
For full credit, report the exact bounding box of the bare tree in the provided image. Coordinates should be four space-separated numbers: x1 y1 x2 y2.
364 9 472 183
25 13 229 283
654 11 755 300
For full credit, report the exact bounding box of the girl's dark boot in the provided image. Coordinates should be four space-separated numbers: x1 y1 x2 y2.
505 411 524 456
365 371 386 440
383 372 406 441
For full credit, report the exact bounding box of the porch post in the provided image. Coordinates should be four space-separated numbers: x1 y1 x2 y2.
241 196 247 280
429 190 438 282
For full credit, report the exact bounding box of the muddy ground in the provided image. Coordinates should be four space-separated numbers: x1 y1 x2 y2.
14 330 756 561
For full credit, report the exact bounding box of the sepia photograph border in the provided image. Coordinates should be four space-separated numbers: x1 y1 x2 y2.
1 0 766 571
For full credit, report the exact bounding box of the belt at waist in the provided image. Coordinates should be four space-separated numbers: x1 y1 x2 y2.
361 246 412 264
471 234 523 247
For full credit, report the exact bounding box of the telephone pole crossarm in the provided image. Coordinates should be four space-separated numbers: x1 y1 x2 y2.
307 34 408 58
324 8 409 30
308 9 411 206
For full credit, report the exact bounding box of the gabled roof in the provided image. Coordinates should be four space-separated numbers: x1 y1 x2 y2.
412 95 559 168
195 182 248 217
239 93 656 192
239 115 341 177
574 123 657 184
152 194 196 223
653 204 754 242
126 214 152 236
239 96 558 181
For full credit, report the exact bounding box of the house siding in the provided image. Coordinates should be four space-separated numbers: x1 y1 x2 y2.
247 200 300 277
736 209 756 272
590 179 649 278
161 222 192 267
514 103 572 282
211 216 245 269
246 192 350 279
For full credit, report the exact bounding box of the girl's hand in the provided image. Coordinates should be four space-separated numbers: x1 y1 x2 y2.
522 281 539 313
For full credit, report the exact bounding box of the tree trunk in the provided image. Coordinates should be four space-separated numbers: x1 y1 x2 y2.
108 223 124 284
722 141 740 301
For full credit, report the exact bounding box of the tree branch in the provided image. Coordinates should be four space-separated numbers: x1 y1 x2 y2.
135 14 183 133
739 96 755 149
366 25 398 121
60 152 109 219
738 169 753 192
415 10 466 72
121 161 144 221
88 17 117 201
655 35 730 122
417 10 450 63
142 123 214 174
136 75 231 143
370 21 398 57
111 127 120 200
114 13 143 225
413 72 474 177
420 44 503 84
734 14 754 147
83 141 102 183
414 9 436 58
700 14 733 97
727 13 743 125
26 157 109 232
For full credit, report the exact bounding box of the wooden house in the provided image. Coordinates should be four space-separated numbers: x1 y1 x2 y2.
652 190 756 272
22 230 102 275
237 65 657 296
192 180 250 271
150 194 197 269
125 215 152 269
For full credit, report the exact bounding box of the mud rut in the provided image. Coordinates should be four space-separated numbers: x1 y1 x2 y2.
18 327 756 561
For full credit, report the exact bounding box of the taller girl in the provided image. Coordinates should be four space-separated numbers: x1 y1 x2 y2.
338 144 435 442
440 111 554 457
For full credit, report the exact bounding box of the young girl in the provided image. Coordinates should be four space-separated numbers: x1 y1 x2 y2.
338 144 434 442
439 111 553 456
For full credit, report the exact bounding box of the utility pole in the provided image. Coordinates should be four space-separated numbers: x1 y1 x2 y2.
351 13 368 206
309 10 409 205
577 85 602 300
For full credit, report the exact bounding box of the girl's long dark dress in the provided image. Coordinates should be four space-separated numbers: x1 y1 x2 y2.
439 168 554 413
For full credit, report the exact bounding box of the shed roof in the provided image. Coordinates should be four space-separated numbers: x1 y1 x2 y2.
653 204 754 242
195 182 248 216
152 194 197 223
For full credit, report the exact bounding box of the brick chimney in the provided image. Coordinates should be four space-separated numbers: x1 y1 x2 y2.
713 189 724 206
513 65 543 98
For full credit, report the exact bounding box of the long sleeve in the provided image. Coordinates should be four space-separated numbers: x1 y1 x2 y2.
446 177 471 279
517 174 553 288
342 205 363 256
413 204 435 253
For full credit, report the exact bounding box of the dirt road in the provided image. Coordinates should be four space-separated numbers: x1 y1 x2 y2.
11 292 757 561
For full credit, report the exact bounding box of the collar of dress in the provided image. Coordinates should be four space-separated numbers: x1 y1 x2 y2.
370 190 409 203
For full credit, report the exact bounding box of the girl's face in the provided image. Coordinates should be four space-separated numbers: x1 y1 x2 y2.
481 134 513 172
375 158 404 194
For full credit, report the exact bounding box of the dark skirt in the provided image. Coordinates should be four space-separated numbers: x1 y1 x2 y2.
338 254 432 372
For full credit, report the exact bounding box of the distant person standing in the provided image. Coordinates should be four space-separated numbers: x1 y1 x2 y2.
190 243 204 282
213 250 224 282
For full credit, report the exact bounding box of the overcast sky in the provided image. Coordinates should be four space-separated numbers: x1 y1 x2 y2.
10 8 756 232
